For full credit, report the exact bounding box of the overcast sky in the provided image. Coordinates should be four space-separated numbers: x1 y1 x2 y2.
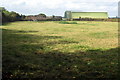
1 0 119 17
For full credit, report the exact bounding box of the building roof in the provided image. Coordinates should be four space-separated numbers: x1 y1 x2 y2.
67 11 108 19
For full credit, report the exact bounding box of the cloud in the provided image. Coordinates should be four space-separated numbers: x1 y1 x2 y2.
0 0 119 16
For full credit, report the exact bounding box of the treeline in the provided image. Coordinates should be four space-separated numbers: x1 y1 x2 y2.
0 7 25 23
0 7 62 23
25 15 62 21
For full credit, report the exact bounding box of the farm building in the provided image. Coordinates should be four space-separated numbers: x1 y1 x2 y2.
64 11 108 19
25 15 62 21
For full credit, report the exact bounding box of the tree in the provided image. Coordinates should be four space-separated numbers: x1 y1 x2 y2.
1 8 21 23
0 7 6 11
52 15 55 18
2 8 11 22
38 13 46 17
10 11 21 21
20 14 26 20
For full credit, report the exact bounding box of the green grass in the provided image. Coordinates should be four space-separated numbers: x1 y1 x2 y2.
59 21 77 24
2 21 118 79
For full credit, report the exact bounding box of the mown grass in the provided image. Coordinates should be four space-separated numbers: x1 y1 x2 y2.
2 21 118 79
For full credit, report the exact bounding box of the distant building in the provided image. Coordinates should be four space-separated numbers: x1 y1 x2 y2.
64 11 108 19
25 15 62 21
25 15 47 21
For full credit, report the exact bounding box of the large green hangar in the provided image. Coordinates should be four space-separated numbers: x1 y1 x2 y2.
64 11 108 19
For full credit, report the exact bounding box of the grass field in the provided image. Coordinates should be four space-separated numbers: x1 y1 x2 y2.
2 21 118 79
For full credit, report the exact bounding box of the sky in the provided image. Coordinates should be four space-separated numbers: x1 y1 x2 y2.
0 0 119 17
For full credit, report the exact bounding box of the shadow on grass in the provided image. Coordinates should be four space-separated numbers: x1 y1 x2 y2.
2 21 19 26
59 21 77 24
2 29 119 79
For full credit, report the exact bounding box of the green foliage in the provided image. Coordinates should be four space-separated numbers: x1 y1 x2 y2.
9 11 20 21
20 15 26 20
38 13 46 17
1 7 22 23
0 7 6 11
